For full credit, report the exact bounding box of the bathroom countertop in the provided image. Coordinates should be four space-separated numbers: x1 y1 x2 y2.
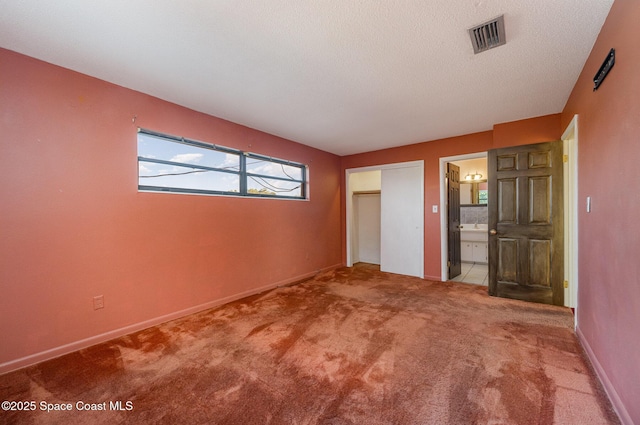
460 224 488 232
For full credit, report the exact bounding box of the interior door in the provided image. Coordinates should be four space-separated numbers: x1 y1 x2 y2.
488 141 564 305
380 165 424 278
447 163 462 279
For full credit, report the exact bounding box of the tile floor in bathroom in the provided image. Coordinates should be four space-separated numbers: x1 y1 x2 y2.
451 262 488 286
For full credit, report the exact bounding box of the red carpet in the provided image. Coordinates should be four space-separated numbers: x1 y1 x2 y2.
0 264 619 424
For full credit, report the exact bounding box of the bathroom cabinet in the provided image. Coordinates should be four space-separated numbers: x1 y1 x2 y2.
461 241 487 263
460 227 488 264
461 242 473 262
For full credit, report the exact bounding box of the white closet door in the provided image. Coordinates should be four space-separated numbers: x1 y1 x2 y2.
380 165 424 278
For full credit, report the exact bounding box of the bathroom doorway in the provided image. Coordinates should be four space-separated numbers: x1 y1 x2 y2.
439 153 488 284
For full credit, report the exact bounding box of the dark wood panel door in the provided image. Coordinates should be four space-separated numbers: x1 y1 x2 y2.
447 163 461 279
488 141 564 305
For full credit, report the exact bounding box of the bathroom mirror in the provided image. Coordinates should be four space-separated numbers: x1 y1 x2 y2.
460 181 488 205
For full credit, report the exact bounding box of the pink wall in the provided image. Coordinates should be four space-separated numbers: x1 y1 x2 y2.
0 48 342 372
561 1 640 423
340 114 561 280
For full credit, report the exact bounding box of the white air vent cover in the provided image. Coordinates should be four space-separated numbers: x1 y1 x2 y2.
469 15 506 54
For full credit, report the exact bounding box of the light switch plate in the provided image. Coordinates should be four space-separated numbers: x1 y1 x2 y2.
432 205 438 213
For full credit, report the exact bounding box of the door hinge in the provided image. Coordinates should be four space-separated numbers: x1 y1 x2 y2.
564 280 569 288
447 261 451 268
563 154 569 163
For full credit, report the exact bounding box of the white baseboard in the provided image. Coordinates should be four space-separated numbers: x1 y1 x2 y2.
0 263 343 375
576 326 632 425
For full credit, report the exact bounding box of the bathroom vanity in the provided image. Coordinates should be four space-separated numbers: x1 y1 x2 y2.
460 224 488 263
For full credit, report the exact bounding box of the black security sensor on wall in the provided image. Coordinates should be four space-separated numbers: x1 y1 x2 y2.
593 48 615 91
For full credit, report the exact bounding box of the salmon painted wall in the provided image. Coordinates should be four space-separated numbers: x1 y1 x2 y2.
341 114 561 281
561 1 640 423
0 48 342 372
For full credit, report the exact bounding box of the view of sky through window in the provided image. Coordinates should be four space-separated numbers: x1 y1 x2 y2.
138 131 306 198
138 132 240 193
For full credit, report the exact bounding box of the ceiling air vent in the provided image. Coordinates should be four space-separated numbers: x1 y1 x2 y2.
469 15 506 54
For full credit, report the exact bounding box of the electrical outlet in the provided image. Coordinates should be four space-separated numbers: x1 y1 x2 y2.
93 295 104 310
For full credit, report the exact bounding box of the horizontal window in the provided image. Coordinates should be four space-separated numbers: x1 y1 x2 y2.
138 129 307 199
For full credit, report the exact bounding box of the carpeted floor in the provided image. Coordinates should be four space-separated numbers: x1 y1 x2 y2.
0 264 619 424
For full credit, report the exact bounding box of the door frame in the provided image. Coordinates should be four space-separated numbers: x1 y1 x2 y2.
562 115 580 316
438 152 487 282
346 160 424 277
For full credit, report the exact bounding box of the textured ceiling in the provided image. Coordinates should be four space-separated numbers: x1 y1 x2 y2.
0 1 613 155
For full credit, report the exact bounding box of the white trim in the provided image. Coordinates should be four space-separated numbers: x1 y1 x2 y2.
438 152 488 281
577 327 631 425
345 160 424 276
562 115 579 316
0 263 341 375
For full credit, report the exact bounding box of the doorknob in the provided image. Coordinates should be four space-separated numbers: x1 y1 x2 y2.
489 229 497 235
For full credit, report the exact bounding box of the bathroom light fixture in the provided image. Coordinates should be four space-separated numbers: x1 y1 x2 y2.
465 172 483 181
